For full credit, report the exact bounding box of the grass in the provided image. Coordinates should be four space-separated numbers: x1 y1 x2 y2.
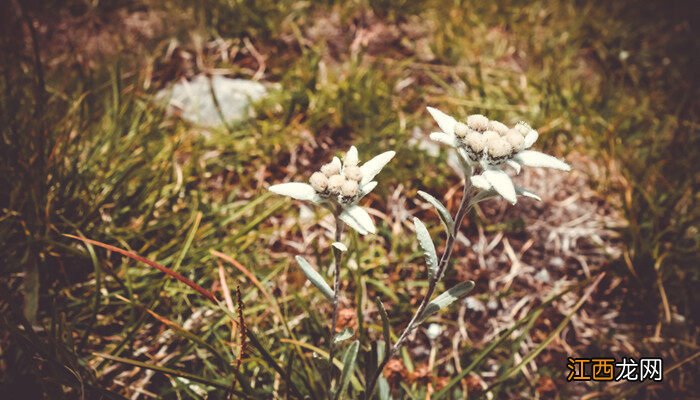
1 0 698 398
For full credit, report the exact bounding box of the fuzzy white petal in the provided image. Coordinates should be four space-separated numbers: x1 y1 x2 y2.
360 181 378 195
515 186 542 201
332 242 348 252
339 205 376 235
470 175 492 190
429 131 459 148
483 168 517 204
344 146 359 167
269 182 319 202
331 157 342 171
506 160 522 174
360 151 395 185
515 150 571 171
427 107 457 135
524 130 539 148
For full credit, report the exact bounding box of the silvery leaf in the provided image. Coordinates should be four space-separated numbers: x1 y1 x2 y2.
426 107 457 135
482 168 517 204
524 129 539 148
470 174 492 190
429 131 459 148
269 182 319 202
332 242 348 252
360 151 395 185
516 186 542 201
417 190 454 233
333 327 354 344
413 217 439 280
471 186 542 206
360 181 378 196
418 281 475 324
294 256 334 300
339 205 376 235
514 150 571 171
506 160 522 174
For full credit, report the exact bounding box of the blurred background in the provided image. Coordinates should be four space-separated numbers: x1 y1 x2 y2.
1 0 698 398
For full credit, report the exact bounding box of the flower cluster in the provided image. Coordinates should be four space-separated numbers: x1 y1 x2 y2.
269 146 395 235
427 107 570 204
309 148 366 204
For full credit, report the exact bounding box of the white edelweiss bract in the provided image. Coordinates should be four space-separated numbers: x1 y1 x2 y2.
269 182 321 202
339 204 376 235
427 106 571 204
269 146 393 235
427 107 457 135
513 150 571 171
344 146 359 167
359 151 395 186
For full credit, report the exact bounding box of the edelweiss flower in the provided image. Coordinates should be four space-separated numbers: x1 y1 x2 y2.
427 107 570 204
269 146 395 235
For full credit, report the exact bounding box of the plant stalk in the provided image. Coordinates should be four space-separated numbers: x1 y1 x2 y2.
328 212 345 367
365 179 474 398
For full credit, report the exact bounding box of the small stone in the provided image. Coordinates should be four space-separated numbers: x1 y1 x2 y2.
341 179 359 197
328 174 345 193
309 172 328 192
321 162 341 177
454 122 469 138
489 120 509 135
343 166 362 182
467 114 489 131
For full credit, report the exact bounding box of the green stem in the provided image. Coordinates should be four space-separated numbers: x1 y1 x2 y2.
365 179 474 398
328 211 346 384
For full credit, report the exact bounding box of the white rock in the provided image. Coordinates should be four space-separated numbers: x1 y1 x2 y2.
156 75 267 128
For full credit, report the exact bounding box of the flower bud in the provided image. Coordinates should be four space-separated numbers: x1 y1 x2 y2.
467 114 489 132
464 130 486 153
482 130 500 143
309 171 328 192
487 137 513 159
454 122 469 138
343 166 362 182
321 162 341 177
504 129 525 152
341 180 359 197
514 121 531 137
328 174 345 193
489 120 509 135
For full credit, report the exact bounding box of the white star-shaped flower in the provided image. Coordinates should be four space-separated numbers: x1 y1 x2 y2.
269 146 395 235
427 107 570 204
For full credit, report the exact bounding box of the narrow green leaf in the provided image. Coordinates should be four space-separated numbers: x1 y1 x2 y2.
335 340 359 400
418 281 475 324
417 190 454 233
94 353 231 390
374 297 392 356
378 376 391 400
294 256 334 300
333 327 354 344
413 217 439 280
